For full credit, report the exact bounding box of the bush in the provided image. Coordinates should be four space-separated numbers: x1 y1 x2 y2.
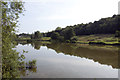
115 30 120 37
51 32 60 40
58 36 64 42
89 41 106 45
66 40 70 43
26 60 37 69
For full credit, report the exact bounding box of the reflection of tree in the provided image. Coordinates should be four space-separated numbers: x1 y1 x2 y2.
31 41 42 50
20 67 37 77
17 41 48 50
16 41 29 46
34 42 41 50
46 42 119 69
20 60 37 77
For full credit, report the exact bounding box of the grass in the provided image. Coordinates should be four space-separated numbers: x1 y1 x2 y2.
75 34 119 45
74 43 119 51
17 34 119 45
17 37 31 40
16 37 51 41
40 41 51 44
41 37 51 40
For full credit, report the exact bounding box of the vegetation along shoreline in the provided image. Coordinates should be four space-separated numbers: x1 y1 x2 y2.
16 14 120 46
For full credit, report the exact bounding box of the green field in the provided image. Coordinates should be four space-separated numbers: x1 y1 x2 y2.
16 34 119 45
76 34 119 45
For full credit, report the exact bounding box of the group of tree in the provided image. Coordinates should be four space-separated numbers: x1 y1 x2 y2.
17 31 43 39
45 14 120 42
17 14 120 42
115 30 120 37
17 33 31 38
51 27 76 42
31 31 42 39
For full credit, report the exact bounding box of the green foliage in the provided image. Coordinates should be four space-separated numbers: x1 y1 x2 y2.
66 40 70 43
17 33 31 40
55 27 62 32
41 37 51 41
29 60 36 67
70 36 78 43
17 31 43 40
74 15 120 35
115 30 120 37
31 34 34 39
51 32 60 40
51 32 65 42
2 1 26 78
50 27 76 42
29 31 42 39
57 36 64 42
26 60 37 69
89 41 106 45
34 31 42 39
56 27 62 30
33 42 42 50
61 27 75 40
47 15 120 41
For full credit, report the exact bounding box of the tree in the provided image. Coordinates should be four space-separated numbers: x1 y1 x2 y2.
55 27 62 31
51 32 60 40
61 27 75 40
2 1 26 78
34 31 42 39
33 42 41 50
115 30 120 37
31 33 34 39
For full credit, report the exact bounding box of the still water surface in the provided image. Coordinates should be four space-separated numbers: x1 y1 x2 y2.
15 42 118 78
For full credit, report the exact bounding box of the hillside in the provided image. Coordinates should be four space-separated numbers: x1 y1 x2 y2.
17 14 120 45
46 14 120 37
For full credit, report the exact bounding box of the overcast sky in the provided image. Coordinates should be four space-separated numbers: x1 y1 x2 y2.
17 0 119 34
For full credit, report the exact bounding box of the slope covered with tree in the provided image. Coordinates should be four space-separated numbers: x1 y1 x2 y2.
45 15 120 42
16 15 120 44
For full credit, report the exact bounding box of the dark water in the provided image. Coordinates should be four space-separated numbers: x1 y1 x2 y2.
15 42 119 78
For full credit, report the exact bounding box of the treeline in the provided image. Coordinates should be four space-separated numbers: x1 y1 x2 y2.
17 14 120 42
45 14 120 42
17 31 45 39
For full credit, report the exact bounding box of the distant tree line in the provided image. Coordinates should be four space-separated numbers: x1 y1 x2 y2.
17 33 31 38
17 31 44 39
31 31 43 39
17 14 120 42
45 14 120 42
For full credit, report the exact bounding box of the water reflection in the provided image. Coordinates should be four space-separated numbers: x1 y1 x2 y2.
20 66 37 77
31 42 42 50
17 41 119 69
46 43 119 69
14 41 120 78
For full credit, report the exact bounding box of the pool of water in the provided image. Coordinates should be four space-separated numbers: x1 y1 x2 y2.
15 42 118 78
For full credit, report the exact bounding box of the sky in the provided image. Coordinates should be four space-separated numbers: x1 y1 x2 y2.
17 0 119 34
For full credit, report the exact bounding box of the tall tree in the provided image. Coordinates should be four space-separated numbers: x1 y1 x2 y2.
34 31 41 39
61 27 75 40
51 32 60 40
1 1 25 78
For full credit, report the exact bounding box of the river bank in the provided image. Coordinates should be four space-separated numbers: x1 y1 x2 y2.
16 34 120 46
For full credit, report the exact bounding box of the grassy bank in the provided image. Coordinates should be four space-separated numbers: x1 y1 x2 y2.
16 34 119 45
16 37 51 41
76 34 119 45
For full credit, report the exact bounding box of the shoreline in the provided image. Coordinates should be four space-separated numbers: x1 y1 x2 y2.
15 39 120 46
